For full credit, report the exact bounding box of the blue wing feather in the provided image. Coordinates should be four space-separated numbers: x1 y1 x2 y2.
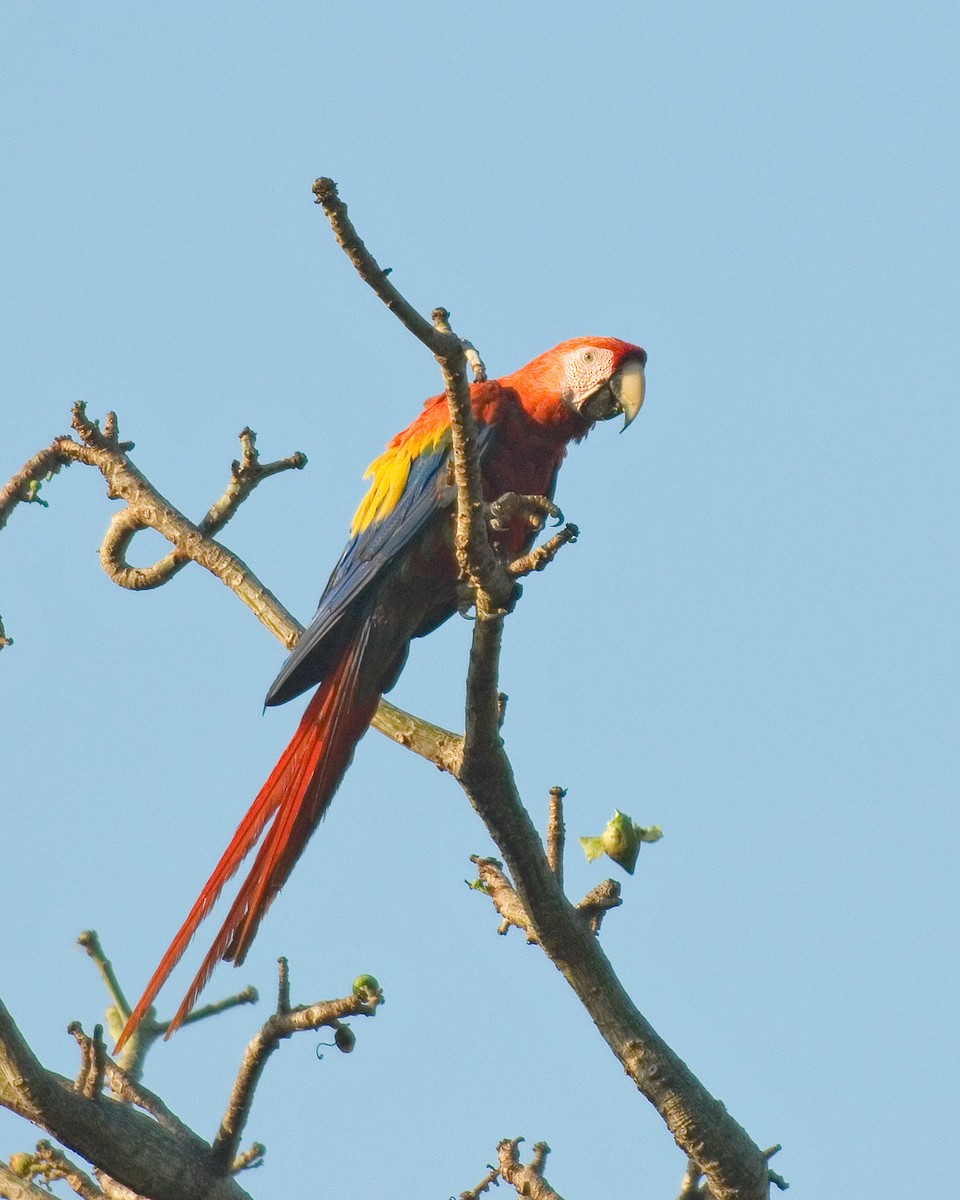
265 424 494 706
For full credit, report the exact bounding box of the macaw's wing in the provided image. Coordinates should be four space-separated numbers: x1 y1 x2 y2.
265 423 495 707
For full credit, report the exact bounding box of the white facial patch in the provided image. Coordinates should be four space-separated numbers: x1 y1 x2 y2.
564 346 616 401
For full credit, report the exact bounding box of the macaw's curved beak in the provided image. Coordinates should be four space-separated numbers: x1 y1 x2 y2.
611 357 645 430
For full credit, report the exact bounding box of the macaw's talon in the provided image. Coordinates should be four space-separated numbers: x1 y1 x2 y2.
456 580 476 616
486 493 561 534
455 572 520 617
500 575 524 614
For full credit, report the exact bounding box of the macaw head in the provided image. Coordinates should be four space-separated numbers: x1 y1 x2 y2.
505 337 647 432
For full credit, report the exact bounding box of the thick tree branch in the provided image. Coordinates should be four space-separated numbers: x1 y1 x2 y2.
0 1001 251 1200
312 176 774 1200
1 176 779 1200
458 732 770 1198
0 957 383 1199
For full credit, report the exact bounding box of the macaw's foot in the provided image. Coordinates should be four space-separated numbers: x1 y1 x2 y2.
485 492 563 534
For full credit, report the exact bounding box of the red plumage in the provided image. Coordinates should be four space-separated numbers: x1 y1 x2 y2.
115 336 645 1050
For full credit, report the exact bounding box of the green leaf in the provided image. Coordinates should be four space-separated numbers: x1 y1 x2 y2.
579 836 605 863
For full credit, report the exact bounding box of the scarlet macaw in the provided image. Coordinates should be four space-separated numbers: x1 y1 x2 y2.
116 336 646 1049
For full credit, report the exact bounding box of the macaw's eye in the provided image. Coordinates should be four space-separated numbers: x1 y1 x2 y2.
582 351 596 364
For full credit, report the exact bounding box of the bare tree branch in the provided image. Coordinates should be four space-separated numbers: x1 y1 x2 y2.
0 407 462 774
67 1024 106 1102
546 787 566 884
76 930 257 1084
458 1138 565 1200
0 957 382 1199
456 672 771 1199
209 964 382 1176
98 428 306 591
27 1141 104 1200
104 1063 201 1144
458 1162 500 1200
1 1155 82 1200
1 405 300 649
311 178 463 361
311 175 775 1200
470 856 537 941
0 1000 252 1200
574 879 623 935
1 176 782 1200
497 1139 564 1200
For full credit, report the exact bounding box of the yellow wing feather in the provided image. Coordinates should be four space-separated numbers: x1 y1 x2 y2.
350 422 451 536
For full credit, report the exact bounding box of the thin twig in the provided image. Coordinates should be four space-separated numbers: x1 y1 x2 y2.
0 444 68 531
312 178 458 356
99 427 307 591
77 932 132 1021
0 1158 67 1200
76 928 257 1082
469 856 537 942
209 989 381 1176
459 1162 500 1199
574 879 622 934
230 1142 265 1175
676 1157 706 1199
32 1140 105 1200
68 1024 106 1102
763 1145 788 1192
168 986 259 1033
546 787 566 884
275 958 291 1016
497 1139 565 1200
509 524 579 578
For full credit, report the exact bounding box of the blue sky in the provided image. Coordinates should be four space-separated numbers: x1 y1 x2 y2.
1 3 958 1197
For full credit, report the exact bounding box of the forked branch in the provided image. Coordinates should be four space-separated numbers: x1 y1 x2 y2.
0 177 779 1200
0 404 461 773
311 179 777 1199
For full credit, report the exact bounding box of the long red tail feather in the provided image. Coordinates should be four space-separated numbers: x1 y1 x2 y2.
114 635 378 1051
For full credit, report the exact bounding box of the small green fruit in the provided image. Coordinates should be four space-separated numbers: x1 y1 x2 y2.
352 974 380 996
601 810 641 873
